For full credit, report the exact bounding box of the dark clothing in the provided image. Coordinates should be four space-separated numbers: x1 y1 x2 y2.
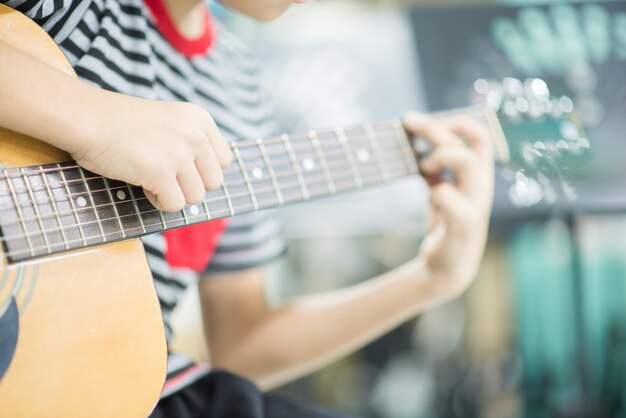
150 371 353 418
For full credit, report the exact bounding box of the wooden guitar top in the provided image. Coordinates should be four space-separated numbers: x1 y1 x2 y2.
0 5 167 417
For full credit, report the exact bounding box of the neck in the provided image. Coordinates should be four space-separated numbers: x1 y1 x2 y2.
0 118 421 262
161 0 205 38
0 106 507 263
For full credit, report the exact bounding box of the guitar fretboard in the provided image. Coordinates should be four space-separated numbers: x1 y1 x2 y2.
0 118 427 262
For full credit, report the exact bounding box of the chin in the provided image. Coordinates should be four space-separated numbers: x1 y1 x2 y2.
218 0 291 21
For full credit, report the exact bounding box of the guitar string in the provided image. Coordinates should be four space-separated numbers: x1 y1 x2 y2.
0 103 481 181
1 160 418 256
2 168 410 253
0 111 487 257
1 166 413 258
0 135 412 223
0 140 406 225
0 122 409 183
0 129 412 192
0 128 412 196
0 155 412 235
0 128 413 212
0 157 411 231
0 105 484 187
0 133 409 198
8 105 474 182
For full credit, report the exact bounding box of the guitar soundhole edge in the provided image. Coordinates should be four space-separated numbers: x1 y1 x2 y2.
0 297 19 380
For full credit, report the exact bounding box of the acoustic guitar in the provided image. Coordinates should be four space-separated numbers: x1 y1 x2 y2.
0 4 589 417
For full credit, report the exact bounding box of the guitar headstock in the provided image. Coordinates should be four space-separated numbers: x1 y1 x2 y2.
471 77 591 207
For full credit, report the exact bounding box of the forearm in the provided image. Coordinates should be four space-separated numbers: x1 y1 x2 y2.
0 40 107 153
206 112 493 390
210 258 447 390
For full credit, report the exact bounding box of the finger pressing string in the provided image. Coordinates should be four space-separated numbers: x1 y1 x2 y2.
420 147 476 175
447 116 493 160
403 112 466 148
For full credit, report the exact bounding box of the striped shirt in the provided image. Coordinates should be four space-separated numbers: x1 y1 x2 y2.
5 0 286 395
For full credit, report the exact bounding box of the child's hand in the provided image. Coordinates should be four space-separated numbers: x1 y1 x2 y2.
404 112 494 302
72 95 233 212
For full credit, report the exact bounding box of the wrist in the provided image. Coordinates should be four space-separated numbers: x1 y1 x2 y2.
73 85 112 156
48 80 118 157
409 256 464 312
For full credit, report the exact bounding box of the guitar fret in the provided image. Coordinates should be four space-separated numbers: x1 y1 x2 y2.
344 126 388 188
315 132 355 192
85 176 124 241
335 127 363 188
103 177 126 239
282 134 310 200
391 119 419 174
103 180 143 235
291 134 329 197
32 168 68 251
125 186 163 236
199 188 227 219
308 130 337 194
126 185 146 234
256 138 284 206
184 204 200 223
20 169 51 254
160 209 185 229
132 187 165 233
221 183 235 216
78 167 106 242
63 167 105 245
136 189 170 230
221 166 255 213
40 167 69 250
181 206 189 225
201 199 212 221
58 164 88 247
159 208 168 229
363 123 391 181
3 170 35 257
233 144 259 211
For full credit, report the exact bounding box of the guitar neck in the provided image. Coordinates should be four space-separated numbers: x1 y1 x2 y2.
0 105 506 263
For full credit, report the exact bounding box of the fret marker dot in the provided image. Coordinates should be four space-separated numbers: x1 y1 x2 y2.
252 167 264 179
357 149 370 163
302 158 315 172
190 205 200 216
116 190 126 200
76 196 87 207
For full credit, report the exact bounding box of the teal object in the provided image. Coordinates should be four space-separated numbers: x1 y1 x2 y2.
508 217 626 417
577 218 626 416
508 219 580 417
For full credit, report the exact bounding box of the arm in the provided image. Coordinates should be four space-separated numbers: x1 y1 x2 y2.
0 40 231 211
199 113 494 390
201 261 444 390
0 39 100 156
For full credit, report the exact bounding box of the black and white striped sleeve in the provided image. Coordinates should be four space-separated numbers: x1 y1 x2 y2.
2 0 73 20
204 210 287 274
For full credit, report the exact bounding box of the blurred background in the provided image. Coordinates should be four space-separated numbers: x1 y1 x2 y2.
171 0 626 417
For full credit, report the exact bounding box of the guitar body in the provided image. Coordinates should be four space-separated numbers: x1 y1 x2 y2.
0 3 588 417
0 5 166 417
